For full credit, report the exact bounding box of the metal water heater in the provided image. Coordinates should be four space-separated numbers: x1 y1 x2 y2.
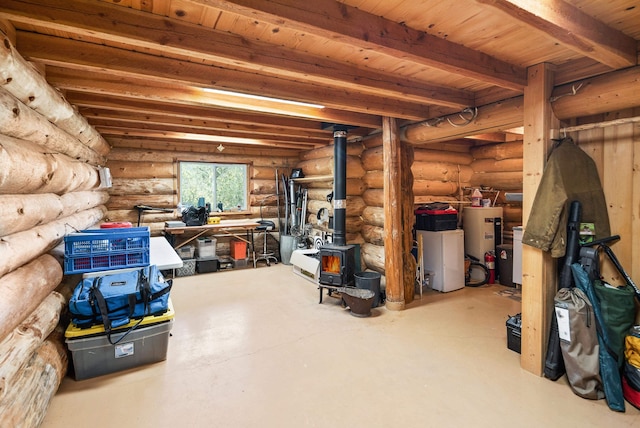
462 206 503 261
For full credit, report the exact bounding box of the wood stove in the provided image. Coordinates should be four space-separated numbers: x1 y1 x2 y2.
319 244 356 286
317 125 358 304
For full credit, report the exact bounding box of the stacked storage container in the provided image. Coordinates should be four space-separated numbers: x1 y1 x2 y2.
63 225 174 379
196 237 219 273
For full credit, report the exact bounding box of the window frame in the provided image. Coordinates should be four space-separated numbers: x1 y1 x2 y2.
177 160 251 214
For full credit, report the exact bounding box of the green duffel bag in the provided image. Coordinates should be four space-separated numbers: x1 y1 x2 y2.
594 280 636 370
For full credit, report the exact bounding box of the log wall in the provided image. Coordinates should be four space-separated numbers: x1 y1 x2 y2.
105 145 299 257
469 140 524 237
0 33 107 425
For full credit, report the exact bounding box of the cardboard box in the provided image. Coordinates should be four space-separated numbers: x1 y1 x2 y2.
65 306 174 380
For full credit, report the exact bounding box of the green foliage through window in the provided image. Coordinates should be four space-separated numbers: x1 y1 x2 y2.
179 162 248 211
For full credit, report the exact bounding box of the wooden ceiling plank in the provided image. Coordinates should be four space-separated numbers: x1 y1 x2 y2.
2 0 473 109
196 0 527 90
477 0 637 68
44 66 418 123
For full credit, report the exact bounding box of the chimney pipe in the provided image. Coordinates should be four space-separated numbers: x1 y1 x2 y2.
333 126 348 246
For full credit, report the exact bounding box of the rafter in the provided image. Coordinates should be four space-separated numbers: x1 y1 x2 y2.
196 0 527 90
477 0 637 68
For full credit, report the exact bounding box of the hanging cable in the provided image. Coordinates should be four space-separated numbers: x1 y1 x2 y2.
549 83 583 103
447 107 478 127
420 107 478 128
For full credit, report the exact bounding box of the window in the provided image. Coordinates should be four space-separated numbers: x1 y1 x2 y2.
179 161 248 211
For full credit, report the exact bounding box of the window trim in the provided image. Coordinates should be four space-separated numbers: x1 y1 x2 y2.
177 160 251 214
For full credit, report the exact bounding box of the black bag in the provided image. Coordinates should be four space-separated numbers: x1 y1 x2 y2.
182 206 208 226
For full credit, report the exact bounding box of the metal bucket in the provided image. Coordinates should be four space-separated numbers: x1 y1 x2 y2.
354 271 382 308
340 287 375 317
279 235 297 265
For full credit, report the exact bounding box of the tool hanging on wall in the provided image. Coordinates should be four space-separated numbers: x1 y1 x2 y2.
289 176 297 231
275 168 281 240
282 174 289 235
300 188 308 230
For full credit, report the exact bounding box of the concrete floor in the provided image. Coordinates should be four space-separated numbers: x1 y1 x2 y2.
42 264 640 427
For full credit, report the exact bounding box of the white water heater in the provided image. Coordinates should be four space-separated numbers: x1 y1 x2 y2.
462 206 503 261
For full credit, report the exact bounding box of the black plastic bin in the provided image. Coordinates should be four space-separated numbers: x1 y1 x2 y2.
354 271 382 308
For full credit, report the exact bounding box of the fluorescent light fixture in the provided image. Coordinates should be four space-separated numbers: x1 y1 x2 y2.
202 87 324 109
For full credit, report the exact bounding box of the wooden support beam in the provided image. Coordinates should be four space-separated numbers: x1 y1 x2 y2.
383 117 406 310
401 97 524 145
478 0 637 69
551 66 640 120
199 0 527 90
521 63 559 376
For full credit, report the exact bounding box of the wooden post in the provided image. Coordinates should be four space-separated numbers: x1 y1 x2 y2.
521 63 559 375
383 117 406 310
401 142 415 302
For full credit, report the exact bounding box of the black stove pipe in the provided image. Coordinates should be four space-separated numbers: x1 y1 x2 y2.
333 127 348 246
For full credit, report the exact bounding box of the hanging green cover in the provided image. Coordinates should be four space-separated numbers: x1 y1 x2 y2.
572 263 625 412
594 280 636 370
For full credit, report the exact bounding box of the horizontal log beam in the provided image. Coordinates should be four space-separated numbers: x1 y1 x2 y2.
402 97 524 144
0 88 104 165
552 66 640 120
0 255 62 343
0 291 65 399
0 134 100 194
0 31 109 155
0 206 106 278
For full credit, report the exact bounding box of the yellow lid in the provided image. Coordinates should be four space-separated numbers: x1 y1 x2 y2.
65 299 174 338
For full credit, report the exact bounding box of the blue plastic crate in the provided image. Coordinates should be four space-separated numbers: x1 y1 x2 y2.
64 227 150 274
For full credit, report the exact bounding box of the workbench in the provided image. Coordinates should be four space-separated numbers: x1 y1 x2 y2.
163 219 259 255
